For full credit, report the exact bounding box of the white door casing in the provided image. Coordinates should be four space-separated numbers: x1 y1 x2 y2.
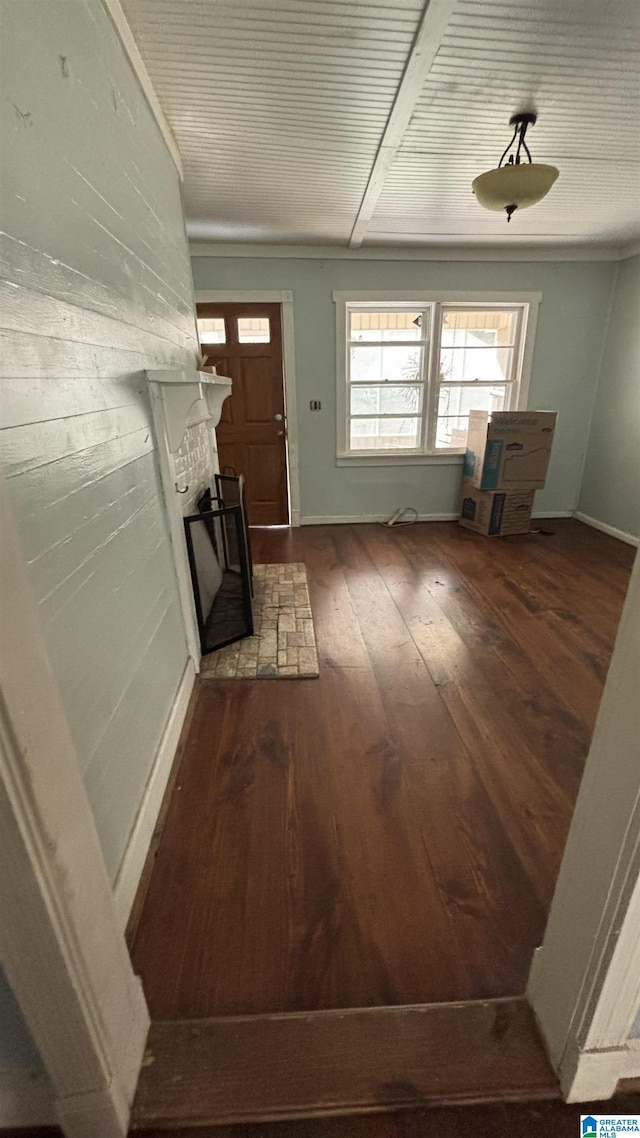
0 474 150 1138
528 551 640 1100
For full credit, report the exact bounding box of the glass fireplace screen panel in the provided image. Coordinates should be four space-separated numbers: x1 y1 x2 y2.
184 503 254 654
215 472 254 582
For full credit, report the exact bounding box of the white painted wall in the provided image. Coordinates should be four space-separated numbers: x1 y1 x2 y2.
0 0 201 885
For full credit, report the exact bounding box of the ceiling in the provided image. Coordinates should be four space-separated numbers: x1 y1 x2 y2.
121 0 640 250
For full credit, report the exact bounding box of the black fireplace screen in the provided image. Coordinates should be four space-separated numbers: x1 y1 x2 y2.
183 476 253 655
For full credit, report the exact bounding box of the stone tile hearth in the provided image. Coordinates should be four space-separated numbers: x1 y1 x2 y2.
200 563 319 680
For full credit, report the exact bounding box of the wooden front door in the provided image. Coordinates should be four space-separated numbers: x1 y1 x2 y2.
196 302 288 526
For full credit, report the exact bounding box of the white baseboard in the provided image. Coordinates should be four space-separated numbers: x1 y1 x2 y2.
300 511 574 526
574 511 639 548
561 1040 640 1102
113 657 196 929
0 1070 55 1127
300 513 459 525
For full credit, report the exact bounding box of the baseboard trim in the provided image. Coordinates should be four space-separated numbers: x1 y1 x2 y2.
113 658 196 929
561 1040 640 1103
300 513 459 525
574 512 639 548
300 512 574 526
0 1070 55 1128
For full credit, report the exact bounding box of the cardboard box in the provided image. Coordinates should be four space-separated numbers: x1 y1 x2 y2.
459 479 535 537
464 410 557 491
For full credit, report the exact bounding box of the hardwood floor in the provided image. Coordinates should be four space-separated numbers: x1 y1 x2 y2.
129 520 634 1018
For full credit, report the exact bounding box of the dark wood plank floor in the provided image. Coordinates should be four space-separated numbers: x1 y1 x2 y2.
129 520 634 1018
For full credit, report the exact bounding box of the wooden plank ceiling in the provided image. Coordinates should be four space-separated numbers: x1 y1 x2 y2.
121 0 640 249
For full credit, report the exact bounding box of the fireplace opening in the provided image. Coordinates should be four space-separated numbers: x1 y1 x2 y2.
183 475 254 655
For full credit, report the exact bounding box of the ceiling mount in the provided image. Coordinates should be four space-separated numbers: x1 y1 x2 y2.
472 112 559 223
509 112 537 128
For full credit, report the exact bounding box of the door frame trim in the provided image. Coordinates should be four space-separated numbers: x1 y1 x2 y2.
194 291 301 526
527 550 640 1099
0 475 150 1137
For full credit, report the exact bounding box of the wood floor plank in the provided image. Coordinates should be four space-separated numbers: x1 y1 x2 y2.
129 520 633 1017
132 998 560 1128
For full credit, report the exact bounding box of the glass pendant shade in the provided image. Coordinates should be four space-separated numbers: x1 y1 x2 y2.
472 162 559 213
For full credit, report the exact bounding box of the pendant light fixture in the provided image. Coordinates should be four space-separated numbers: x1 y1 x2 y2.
472 113 559 222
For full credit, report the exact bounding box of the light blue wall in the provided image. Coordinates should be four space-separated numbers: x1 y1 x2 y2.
192 255 616 520
578 255 640 538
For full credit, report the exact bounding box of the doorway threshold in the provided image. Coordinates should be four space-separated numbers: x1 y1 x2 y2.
132 997 559 1128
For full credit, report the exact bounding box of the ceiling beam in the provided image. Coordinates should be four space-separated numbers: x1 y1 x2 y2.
348 0 456 249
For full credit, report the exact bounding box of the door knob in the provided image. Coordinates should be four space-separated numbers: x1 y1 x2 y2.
274 413 283 422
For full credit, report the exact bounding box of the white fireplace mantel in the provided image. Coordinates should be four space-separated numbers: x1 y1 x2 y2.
146 369 232 453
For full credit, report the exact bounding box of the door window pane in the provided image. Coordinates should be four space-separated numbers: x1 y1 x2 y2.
351 385 422 415
197 317 225 344
349 310 426 342
350 344 422 384
238 317 270 343
350 416 421 451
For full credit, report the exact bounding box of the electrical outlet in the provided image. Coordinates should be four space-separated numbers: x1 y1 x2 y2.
310 400 322 411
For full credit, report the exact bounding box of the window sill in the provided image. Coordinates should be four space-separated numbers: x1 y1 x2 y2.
336 453 465 468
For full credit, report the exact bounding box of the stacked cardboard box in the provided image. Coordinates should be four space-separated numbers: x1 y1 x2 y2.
459 410 557 537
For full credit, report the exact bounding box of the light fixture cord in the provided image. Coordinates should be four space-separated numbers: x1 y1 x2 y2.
499 120 534 167
498 122 519 168
517 122 533 164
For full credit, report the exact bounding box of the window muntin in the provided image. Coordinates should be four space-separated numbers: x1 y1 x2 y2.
341 300 528 457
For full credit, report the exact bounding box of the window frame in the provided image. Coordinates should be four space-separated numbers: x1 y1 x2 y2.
334 291 541 465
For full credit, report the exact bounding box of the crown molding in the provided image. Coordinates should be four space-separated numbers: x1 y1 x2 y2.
189 240 637 263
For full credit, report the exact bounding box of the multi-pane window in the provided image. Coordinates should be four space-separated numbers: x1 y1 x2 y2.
348 309 428 452
339 297 534 457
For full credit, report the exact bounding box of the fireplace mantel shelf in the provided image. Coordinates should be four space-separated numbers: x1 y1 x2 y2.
146 369 233 452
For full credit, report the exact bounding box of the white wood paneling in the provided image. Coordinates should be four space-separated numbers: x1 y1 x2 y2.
122 0 640 248
0 477 150 1137
0 0 201 888
369 0 640 244
121 0 426 243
